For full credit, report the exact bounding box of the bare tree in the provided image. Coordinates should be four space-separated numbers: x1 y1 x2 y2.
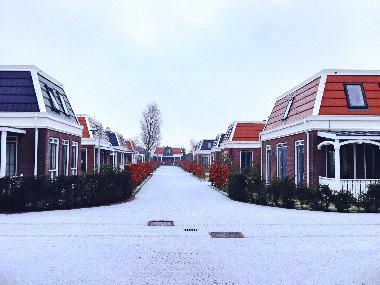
140 102 162 160
189 139 200 152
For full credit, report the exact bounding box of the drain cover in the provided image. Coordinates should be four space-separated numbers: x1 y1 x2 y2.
147 220 174 226
209 232 244 238
184 228 198 232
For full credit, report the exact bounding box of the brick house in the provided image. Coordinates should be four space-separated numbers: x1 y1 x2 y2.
210 133 226 163
220 121 265 171
0 65 82 178
125 139 139 164
76 114 113 173
261 69 380 195
193 140 214 169
153 146 183 165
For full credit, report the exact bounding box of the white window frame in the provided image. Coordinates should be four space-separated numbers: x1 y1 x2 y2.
47 88 61 111
265 145 271 182
282 98 293 120
81 148 88 173
240 150 253 170
62 140 69 176
294 140 304 185
71 141 78 175
59 94 70 115
276 143 287 179
49 138 59 179
6 136 18 177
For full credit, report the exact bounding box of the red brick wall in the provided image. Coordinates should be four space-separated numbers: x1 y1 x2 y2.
262 130 324 189
224 148 261 171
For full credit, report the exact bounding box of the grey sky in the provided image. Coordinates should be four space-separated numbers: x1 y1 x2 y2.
1 0 380 149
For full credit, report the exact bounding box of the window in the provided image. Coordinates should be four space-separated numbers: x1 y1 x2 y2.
5 137 17 176
202 156 209 168
46 86 61 111
326 146 335 178
266 146 272 182
276 143 287 179
81 148 87 173
207 142 212 149
295 141 304 186
344 83 367 109
282 98 293 119
71 142 78 175
59 94 70 115
61 140 69 176
111 151 117 167
49 138 59 178
240 151 252 171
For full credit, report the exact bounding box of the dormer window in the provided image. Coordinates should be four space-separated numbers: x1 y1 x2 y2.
59 94 70 115
344 83 367 109
47 87 61 111
282 98 293 120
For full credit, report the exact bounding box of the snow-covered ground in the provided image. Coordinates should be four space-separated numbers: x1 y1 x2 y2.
0 166 379 284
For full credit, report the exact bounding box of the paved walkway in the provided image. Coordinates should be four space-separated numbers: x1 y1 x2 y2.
0 166 379 284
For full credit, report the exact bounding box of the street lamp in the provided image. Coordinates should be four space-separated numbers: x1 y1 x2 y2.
89 125 102 174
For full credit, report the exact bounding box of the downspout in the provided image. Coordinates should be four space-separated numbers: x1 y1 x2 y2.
34 114 39 177
304 119 310 187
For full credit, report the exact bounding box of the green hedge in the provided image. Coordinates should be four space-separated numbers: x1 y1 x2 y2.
0 169 132 213
227 173 380 213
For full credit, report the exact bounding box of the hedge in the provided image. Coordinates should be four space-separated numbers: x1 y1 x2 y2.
0 162 159 213
178 161 205 179
226 173 380 213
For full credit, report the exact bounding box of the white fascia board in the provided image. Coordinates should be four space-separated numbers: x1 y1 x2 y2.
312 74 327 115
275 69 380 102
222 141 261 149
229 122 237 142
31 71 46 112
261 115 380 141
317 131 380 140
0 127 26 134
0 112 82 136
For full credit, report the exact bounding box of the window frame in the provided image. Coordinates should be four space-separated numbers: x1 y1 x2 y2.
343 83 368 110
240 150 253 171
71 141 78 175
5 136 18 177
265 145 272 182
62 140 69 176
276 143 287 179
81 148 87 173
294 140 305 186
282 98 293 120
59 93 70 115
46 86 61 112
49 138 59 179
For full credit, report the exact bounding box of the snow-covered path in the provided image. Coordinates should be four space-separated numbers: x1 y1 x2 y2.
0 166 379 285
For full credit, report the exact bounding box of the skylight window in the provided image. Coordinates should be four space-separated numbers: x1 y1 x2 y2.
47 87 61 111
59 94 70 115
282 98 293 120
344 83 367 109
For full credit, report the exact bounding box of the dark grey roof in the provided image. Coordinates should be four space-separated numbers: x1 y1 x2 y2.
106 131 119 146
218 134 226 147
163 147 173 156
200 140 214 150
0 71 39 112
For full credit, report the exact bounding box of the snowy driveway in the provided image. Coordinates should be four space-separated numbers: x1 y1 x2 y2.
0 166 379 285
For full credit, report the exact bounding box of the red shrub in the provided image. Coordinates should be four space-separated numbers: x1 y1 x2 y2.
126 162 160 188
209 162 234 189
178 161 205 179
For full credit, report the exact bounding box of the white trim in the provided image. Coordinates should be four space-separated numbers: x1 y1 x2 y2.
0 127 26 134
294 140 305 185
49 137 59 179
318 130 380 141
62 140 70 176
265 145 272 182
31 71 47 112
0 113 82 136
312 74 327 115
275 69 380 101
261 115 380 141
220 141 261 149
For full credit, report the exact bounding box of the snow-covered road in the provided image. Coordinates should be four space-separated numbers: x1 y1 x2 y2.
0 166 379 284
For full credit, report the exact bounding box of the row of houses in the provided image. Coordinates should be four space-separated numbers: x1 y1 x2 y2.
194 69 380 194
0 65 142 178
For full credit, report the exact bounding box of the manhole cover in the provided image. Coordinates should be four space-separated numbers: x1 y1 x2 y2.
184 228 198 232
147 220 174 226
209 232 244 238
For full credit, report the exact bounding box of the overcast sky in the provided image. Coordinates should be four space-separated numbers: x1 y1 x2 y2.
1 0 380 149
